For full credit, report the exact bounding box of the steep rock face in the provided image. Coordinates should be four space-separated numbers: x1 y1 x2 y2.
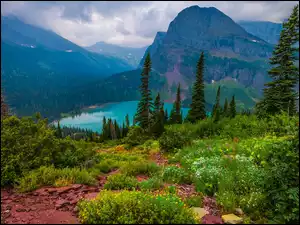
140 6 274 100
238 21 283 45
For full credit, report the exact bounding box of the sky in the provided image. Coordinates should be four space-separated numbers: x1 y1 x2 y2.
1 1 298 48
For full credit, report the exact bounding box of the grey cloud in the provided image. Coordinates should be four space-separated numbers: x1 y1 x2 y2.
1 1 298 48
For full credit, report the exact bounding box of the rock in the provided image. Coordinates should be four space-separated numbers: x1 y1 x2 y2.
73 206 79 213
70 199 78 205
71 184 82 190
222 214 243 224
55 199 70 209
202 215 223 224
192 207 209 219
47 188 57 194
234 208 243 216
3 210 11 218
56 186 73 195
6 205 12 210
16 208 27 212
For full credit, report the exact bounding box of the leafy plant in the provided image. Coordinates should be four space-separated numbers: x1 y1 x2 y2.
104 174 138 190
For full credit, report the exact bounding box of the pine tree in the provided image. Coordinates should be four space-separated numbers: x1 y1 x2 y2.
164 108 169 124
255 4 299 116
102 116 107 140
223 98 229 117
121 122 126 138
135 53 154 130
56 121 63 138
229 95 236 118
154 93 161 113
125 114 130 128
114 120 121 139
212 86 222 122
169 83 182 124
187 52 206 123
1 91 8 119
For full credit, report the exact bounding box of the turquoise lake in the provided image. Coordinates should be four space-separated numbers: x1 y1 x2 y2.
59 101 190 133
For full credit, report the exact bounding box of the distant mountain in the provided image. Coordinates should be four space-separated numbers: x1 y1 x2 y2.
1 16 133 118
238 21 283 45
53 6 275 113
86 42 148 67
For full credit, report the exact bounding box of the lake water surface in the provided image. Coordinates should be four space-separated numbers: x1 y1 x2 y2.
59 101 190 133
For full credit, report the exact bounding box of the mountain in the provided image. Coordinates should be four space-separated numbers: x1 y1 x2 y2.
51 6 275 115
86 42 148 67
238 21 283 45
1 16 133 118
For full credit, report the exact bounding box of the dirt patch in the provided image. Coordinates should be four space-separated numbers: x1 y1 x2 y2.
149 152 168 166
136 175 149 182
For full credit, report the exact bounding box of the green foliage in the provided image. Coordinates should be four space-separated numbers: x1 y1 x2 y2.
187 52 206 123
184 195 203 207
139 176 164 191
120 161 160 176
104 174 138 190
123 126 149 147
93 159 120 174
17 165 95 192
162 166 192 184
78 190 197 224
158 128 191 153
169 83 183 124
1 115 96 186
229 95 236 118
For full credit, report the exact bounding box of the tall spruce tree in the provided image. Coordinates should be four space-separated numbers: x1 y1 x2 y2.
1 91 8 119
187 52 206 123
102 116 107 140
56 121 63 138
125 114 130 128
150 92 165 137
212 86 221 119
135 53 154 130
223 98 229 117
154 93 161 113
169 83 182 124
255 4 299 116
164 108 169 124
229 95 236 118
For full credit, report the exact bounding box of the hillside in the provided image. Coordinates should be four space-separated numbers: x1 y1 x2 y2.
86 42 148 68
238 21 282 45
1 16 133 118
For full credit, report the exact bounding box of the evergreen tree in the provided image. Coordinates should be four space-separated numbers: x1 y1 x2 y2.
114 120 121 139
212 86 221 117
169 83 182 124
229 95 236 118
1 91 8 119
107 118 112 140
135 53 154 130
164 108 169 124
56 121 63 138
154 93 161 113
102 116 107 140
121 122 126 138
223 98 229 117
125 114 130 128
187 52 206 123
255 4 299 116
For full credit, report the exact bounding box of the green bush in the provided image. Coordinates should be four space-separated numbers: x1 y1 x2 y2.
139 176 164 191
77 190 197 224
120 161 160 176
93 159 119 174
17 165 96 192
1 116 96 186
162 166 192 184
159 129 191 152
104 174 138 190
123 126 149 147
184 195 203 207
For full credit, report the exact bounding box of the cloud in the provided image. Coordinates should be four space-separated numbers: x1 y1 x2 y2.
1 1 298 48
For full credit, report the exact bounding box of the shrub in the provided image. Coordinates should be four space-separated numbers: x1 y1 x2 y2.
104 174 138 190
159 129 191 153
93 159 119 174
139 176 164 191
77 190 197 224
17 166 96 192
123 126 149 147
184 195 203 207
120 161 160 176
162 166 192 184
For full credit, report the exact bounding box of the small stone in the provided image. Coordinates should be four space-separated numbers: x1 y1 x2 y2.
16 208 27 212
222 214 243 224
234 208 243 216
55 199 70 209
73 206 79 213
192 207 209 219
6 205 12 210
71 184 83 190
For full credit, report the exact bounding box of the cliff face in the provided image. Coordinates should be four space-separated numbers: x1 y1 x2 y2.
140 6 274 99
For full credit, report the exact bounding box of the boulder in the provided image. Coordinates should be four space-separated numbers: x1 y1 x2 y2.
234 208 244 216
192 207 209 219
222 214 243 224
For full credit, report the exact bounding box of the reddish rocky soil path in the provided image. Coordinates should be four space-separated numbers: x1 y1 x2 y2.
1 170 118 224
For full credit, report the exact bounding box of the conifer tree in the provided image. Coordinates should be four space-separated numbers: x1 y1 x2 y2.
212 86 222 121
154 93 161 113
164 108 169 124
187 52 206 123
135 53 154 130
229 95 236 118
223 98 229 117
121 122 126 138
169 83 182 124
1 91 8 119
125 114 130 128
256 4 299 116
102 116 107 140
56 121 63 138
114 120 121 139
